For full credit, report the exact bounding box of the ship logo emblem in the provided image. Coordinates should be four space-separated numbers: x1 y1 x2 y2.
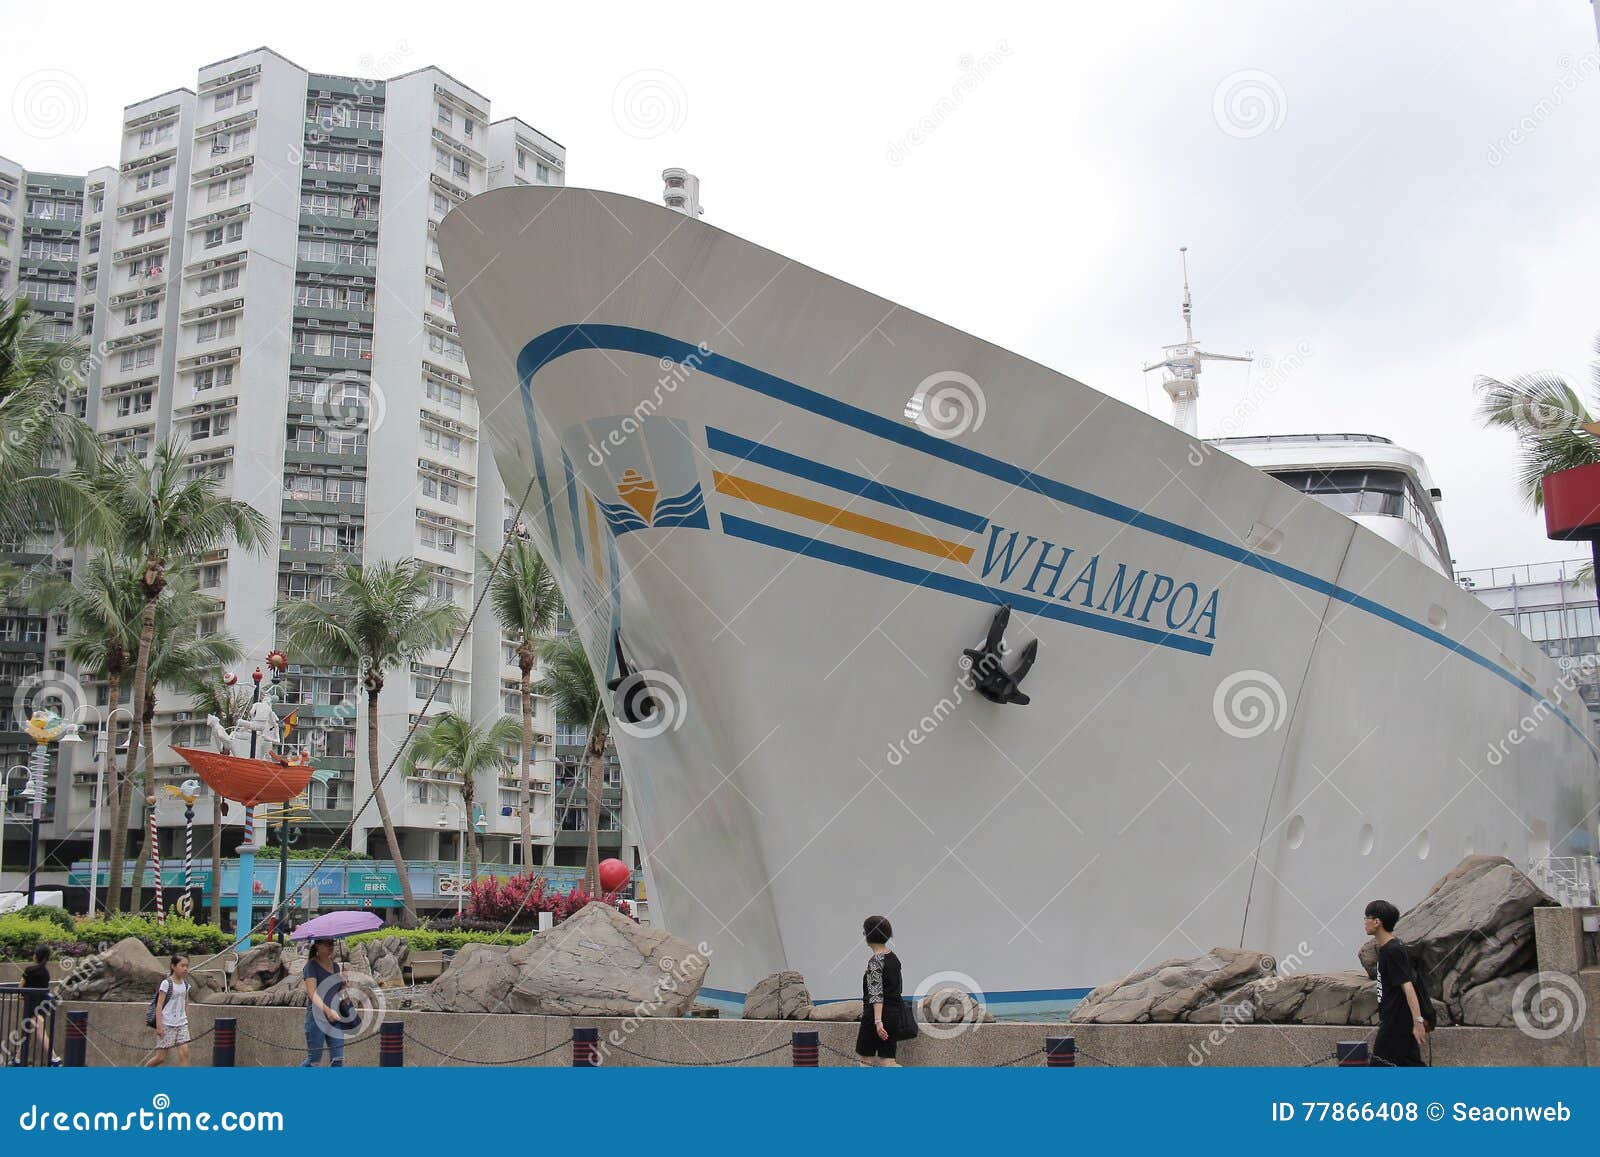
602 469 707 532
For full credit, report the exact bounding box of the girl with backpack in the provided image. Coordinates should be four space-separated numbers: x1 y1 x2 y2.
144 955 192 1067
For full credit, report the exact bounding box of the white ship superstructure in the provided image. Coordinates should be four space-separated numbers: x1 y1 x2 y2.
440 187 1598 1005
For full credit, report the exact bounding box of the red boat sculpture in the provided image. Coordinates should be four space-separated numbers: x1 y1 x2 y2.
171 747 314 806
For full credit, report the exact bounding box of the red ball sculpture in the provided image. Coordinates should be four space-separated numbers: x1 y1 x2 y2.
598 858 631 893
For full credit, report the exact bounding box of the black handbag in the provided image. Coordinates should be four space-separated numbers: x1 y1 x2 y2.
894 997 920 1041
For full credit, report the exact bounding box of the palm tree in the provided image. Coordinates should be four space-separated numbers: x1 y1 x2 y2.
30 553 142 912
482 541 563 870
70 440 272 910
1476 342 1600 593
185 672 252 925
405 712 522 881
534 634 610 893
278 559 466 925
0 297 95 539
125 573 241 914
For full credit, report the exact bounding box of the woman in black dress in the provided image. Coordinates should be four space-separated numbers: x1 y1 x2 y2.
20 945 61 1066
855 914 907 1066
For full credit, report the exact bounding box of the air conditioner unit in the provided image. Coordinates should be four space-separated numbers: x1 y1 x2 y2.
306 318 320 328
356 184 370 193
314 180 329 190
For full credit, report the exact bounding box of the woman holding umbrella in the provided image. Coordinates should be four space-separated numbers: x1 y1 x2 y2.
292 910 383 1068
300 938 348 1067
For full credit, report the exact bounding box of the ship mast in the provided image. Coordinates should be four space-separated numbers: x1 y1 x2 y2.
1142 246 1251 436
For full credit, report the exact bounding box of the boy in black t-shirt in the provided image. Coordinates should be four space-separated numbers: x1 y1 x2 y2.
1363 900 1427 1066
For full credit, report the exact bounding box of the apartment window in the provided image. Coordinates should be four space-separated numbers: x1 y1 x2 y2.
21 238 78 260
296 238 377 265
418 523 456 553
18 279 74 303
196 316 238 343
420 427 461 457
27 198 82 221
436 103 451 127
198 563 223 588
193 365 234 392
428 282 449 311
113 391 153 417
425 378 462 409
190 412 230 439
516 148 527 170
293 330 372 359
430 575 457 602
198 267 241 295
462 118 474 139
133 165 171 191
431 191 451 215
452 156 470 180
303 147 380 175
117 345 158 371
426 332 464 363
123 301 159 326
214 89 235 112
421 476 459 505
536 162 551 182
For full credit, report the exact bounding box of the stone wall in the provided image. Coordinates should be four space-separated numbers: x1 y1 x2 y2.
49 1000 1581 1067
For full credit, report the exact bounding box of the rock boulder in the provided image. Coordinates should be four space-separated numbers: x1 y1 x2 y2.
919 987 994 1025
508 902 708 1017
742 970 813 1020
1071 947 1277 1023
424 943 517 1014
67 938 217 1003
809 999 864 1021
1192 971 1377 1026
231 942 292 992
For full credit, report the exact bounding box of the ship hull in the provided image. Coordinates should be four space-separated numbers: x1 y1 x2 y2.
440 189 1598 1003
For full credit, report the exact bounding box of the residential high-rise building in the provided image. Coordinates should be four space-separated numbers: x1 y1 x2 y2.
2 47 636 901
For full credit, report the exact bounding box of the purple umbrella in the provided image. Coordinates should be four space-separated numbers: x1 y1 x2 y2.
290 910 385 941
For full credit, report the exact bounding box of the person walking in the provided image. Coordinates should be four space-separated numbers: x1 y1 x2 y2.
145 955 192 1067
1364 900 1428 1067
301 938 347 1067
19 946 61 1067
854 914 910 1067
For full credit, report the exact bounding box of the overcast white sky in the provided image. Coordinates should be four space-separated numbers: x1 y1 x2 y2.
5 1 1598 573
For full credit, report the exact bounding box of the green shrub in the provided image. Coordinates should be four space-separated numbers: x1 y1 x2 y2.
0 916 67 959
74 915 233 958
345 927 531 952
13 904 76 934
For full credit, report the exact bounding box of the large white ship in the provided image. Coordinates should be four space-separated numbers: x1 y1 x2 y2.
439 187 1598 1008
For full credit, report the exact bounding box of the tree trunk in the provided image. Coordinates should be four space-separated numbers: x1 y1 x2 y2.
107 584 159 912
127 694 156 914
462 773 480 881
584 729 605 894
518 659 533 872
366 687 417 926
96 669 124 917
208 792 223 926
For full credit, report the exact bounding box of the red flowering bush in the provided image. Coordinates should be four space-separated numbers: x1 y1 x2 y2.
465 873 634 928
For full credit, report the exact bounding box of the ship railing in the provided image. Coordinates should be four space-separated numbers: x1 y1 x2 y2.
1529 854 1599 907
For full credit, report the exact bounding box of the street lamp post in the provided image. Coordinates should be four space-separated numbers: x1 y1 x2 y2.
2 765 28 894
71 705 135 917
20 711 80 905
436 800 486 917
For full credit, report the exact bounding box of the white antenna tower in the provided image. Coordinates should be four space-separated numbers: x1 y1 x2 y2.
1142 246 1251 436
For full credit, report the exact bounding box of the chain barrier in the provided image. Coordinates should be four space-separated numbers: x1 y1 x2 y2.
601 1040 793 1067
405 1035 571 1066
994 1047 1043 1067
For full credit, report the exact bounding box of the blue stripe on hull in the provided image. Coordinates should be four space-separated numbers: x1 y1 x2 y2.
516 324 1597 752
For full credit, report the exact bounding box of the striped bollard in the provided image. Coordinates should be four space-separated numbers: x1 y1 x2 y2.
1045 1036 1077 1067
572 1026 598 1067
791 1030 819 1067
211 1017 237 1067
148 800 164 923
379 1021 405 1067
64 1010 88 1068
1336 1040 1370 1067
